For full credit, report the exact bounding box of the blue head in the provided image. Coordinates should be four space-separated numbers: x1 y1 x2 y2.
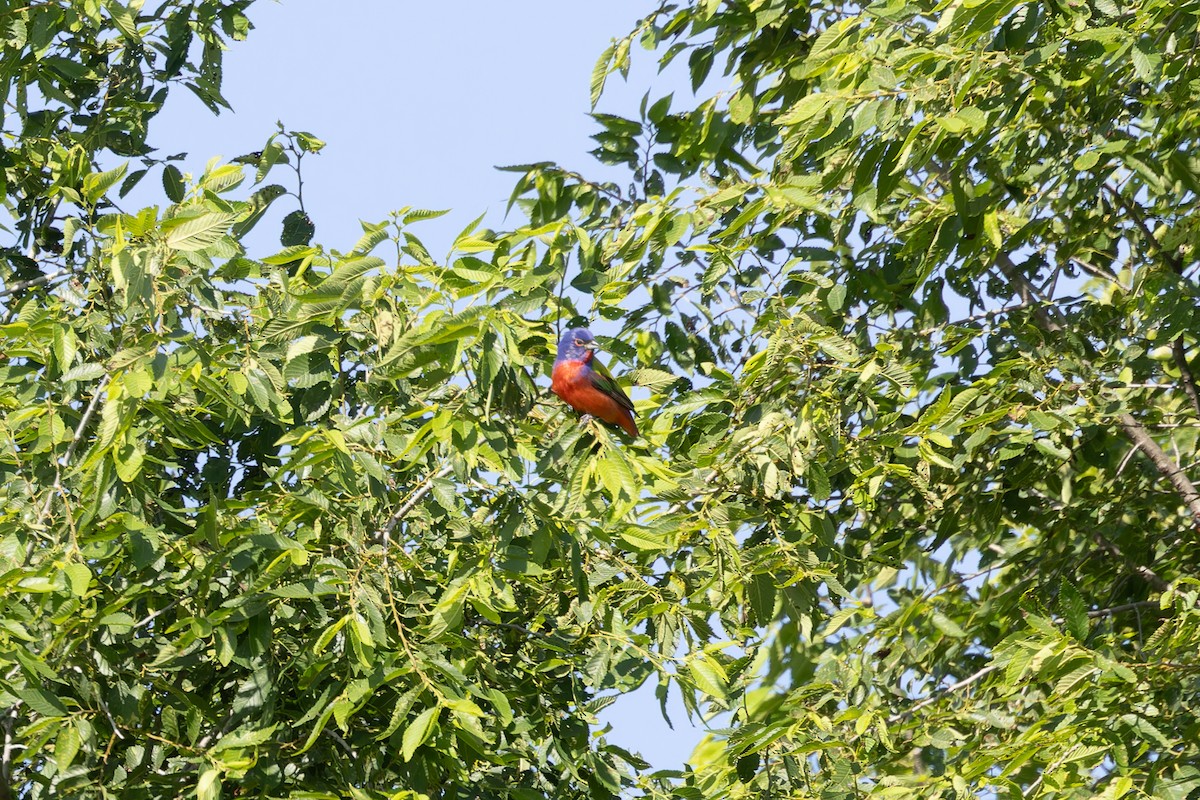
556 328 597 363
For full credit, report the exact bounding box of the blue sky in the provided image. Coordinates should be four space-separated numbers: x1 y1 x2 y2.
148 1 670 254
140 0 710 770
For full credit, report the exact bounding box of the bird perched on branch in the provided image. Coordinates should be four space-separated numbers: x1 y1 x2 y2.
551 328 638 438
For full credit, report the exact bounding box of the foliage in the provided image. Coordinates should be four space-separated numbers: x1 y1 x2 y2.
2 0 1200 798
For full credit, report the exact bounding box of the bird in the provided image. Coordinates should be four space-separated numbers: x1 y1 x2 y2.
551 328 638 438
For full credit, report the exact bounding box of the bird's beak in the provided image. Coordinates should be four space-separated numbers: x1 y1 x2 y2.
582 341 600 351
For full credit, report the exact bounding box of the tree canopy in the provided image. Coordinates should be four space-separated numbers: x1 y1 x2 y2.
3 0 1200 798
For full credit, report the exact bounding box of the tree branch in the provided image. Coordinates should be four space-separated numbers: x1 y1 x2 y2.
0 269 68 298
889 663 999 723
993 251 1065 332
1173 339 1200 418
378 463 455 548
1091 529 1170 591
35 376 110 529
0 706 16 800
1117 413 1200 531
1087 600 1162 618
1103 184 1183 273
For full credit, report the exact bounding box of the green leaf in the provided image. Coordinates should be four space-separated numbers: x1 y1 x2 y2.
401 706 439 762
931 612 967 638
61 363 106 382
377 685 423 741
294 131 326 153
618 526 669 552
17 688 68 718
83 162 128 204
104 0 140 40
729 91 754 125
55 722 81 771
688 655 728 700
164 212 234 251
281 210 315 247
827 283 847 312
196 768 222 800
427 581 468 639
162 164 186 203
63 563 91 597
313 614 351 655
634 368 680 391
200 163 245 193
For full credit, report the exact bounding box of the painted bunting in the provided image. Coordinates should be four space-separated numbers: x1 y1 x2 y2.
551 328 638 437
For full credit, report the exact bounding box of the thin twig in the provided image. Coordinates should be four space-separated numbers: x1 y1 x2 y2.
1091 530 1170 592
479 619 560 644
0 706 17 800
993 252 1064 332
889 664 999 723
1172 339 1200 418
1102 184 1183 273
1087 600 1162 618
132 602 177 631
378 463 455 547
0 269 68 298
323 728 356 758
97 694 126 741
35 376 110 528
1117 413 1200 531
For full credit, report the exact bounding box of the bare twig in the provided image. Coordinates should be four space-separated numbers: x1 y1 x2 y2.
34 376 110 528
0 269 68 298
479 619 560 644
323 728 356 758
993 252 1065 332
1087 600 1162 618
889 664 1000 723
378 463 455 548
132 602 177 631
1091 530 1170 592
1172 339 1200 418
1117 413 1200 531
97 693 126 741
0 706 17 800
28 376 111 563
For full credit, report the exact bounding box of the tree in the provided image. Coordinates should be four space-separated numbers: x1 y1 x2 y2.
2 0 1199 798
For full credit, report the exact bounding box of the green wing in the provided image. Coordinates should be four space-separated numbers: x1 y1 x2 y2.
588 356 635 412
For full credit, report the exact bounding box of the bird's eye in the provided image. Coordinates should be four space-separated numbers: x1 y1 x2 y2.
574 338 584 347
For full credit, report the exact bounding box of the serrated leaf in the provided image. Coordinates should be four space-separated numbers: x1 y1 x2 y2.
162 164 185 203
402 706 439 762
105 0 139 40
61 363 106 382
281 210 315 247
83 162 128 205
807 462 831 501
197 768 221 800
688 655 728 699
17 687 68 717
591 41 615 108
64 563 91 597
201 163 245 193
931 612 966 638
313 614 350 655
211 724 277 754
55 722 81 771
164 212 233 252
427 581 467 639
618 527 669 552
827 283 847 312
816 335 859 363
634 368 680 391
